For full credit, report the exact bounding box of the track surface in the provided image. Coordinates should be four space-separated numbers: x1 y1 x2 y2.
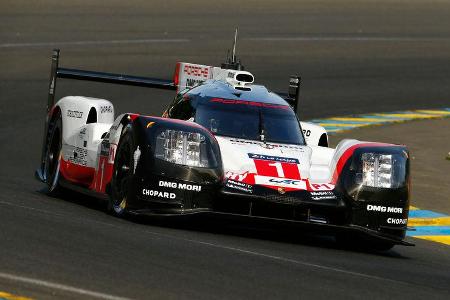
1 1 450 299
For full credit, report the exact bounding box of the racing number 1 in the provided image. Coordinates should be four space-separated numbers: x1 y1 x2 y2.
268 162 285 177
253 160 301 180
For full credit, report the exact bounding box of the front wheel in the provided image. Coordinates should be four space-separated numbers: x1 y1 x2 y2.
108 125 136 217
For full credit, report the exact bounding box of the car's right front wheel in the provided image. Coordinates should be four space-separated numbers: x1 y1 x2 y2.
108 125 136 217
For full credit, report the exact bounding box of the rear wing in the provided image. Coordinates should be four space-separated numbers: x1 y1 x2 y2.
47 49 301 113
46 49 177 114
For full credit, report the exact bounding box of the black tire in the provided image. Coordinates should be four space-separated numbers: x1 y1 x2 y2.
107 125 136 217
44 111 63 195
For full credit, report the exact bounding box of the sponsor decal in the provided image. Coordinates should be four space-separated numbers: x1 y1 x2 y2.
159 181 202 192
225 171 250 182
186 78 204 88
225 179 253 193
248 153 299 164
260 144 275 149
69 147 88 166
79 128 87 142
366 205 403 213
110 124 119 131
183 64 209 78
255 175 307 190
142 189 176 199
146 121 155 129
100 141 110 156
210 98 289 110
100 105 113 113
387 218 407 225
309 183 335 191
310 191 337 201
133 146 141 174
78 128 87 143
228 139 303 150
67 110 83 118
108 144 117 164
49 77 55 94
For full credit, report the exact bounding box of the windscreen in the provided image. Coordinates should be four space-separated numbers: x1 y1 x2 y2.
195 99 305 145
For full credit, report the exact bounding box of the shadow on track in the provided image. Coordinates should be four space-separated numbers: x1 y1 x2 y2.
37 188 409 258
133 214 408 258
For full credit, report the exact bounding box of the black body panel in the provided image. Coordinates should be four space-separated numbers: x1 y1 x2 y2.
124 116 223 212
122 119 411 244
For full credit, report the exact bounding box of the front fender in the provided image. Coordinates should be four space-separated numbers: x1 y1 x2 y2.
332 141 410 239
124 116 223 211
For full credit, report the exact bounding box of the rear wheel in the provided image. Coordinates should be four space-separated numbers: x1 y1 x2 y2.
44 112 63 194
108 126 136 217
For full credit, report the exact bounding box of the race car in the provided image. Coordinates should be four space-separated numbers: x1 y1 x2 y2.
36 43 412 250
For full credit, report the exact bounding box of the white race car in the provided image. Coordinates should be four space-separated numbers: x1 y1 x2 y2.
36 45 412 250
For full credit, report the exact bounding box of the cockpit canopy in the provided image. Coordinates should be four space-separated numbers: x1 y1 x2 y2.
166 81 305 145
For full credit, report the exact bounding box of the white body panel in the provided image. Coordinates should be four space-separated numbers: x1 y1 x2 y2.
300 121 328 146
55 96 114 169
56 96 114 143
216 136 312 179
215 136 354 191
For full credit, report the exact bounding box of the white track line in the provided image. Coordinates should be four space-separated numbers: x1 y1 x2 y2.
245 36 448 42
0 38 190 48
2 36 443 49
0 272 131 300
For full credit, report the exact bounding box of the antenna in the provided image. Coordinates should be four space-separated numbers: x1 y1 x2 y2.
232 28 237 64
221 28 244 70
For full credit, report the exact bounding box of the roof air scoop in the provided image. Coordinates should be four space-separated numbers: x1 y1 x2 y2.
215 28 254 90
225 70 254 90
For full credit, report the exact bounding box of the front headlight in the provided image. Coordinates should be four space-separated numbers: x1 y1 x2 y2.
359 153 393 188
155 129 209 167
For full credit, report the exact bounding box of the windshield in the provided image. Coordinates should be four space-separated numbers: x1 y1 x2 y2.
195 99 305 145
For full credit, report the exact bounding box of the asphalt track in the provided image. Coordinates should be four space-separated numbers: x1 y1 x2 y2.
1 0 450 299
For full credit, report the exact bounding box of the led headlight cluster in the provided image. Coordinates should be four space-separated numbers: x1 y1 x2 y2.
155 129 208 167
360 153 393 188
